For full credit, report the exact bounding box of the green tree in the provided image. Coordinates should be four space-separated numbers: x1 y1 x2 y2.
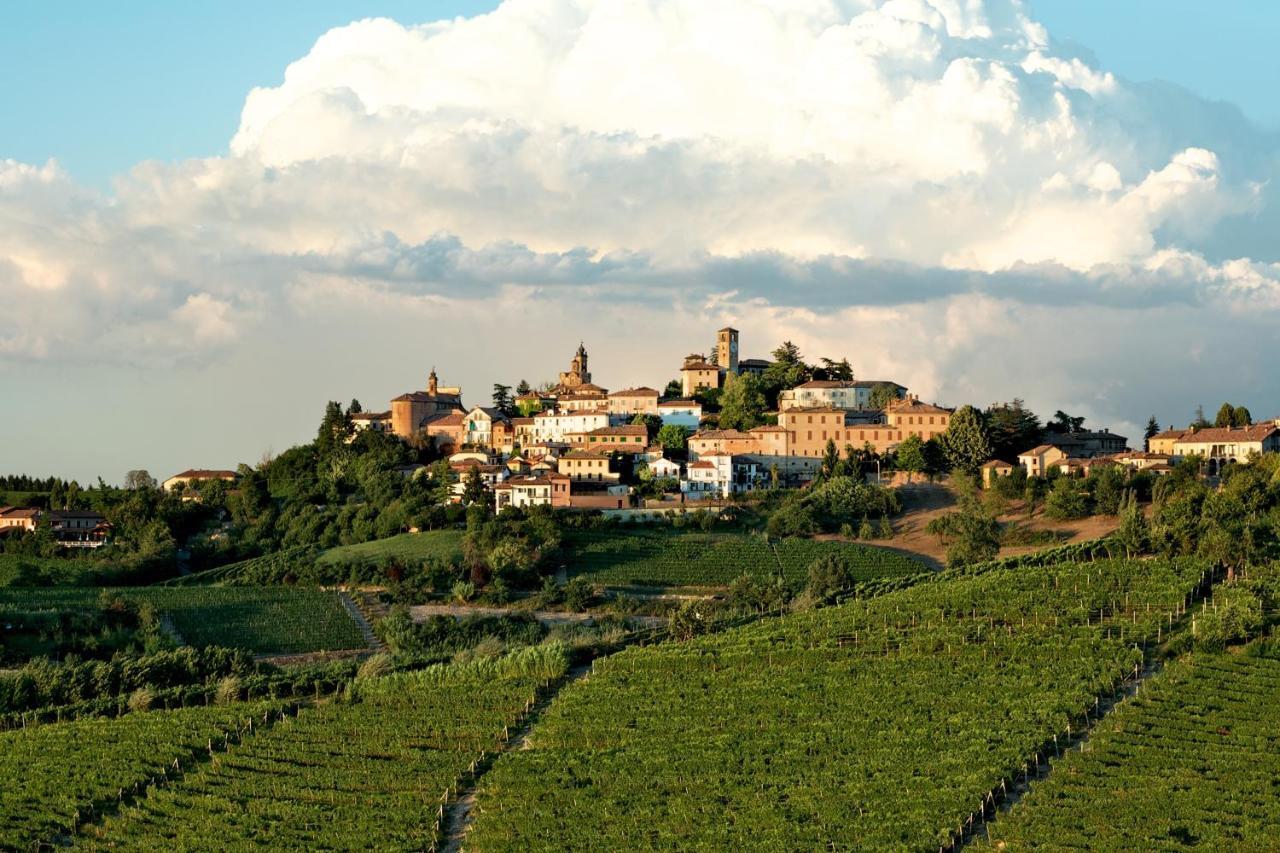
944 502 1001 567
806 553 853 603
718 373 767 431
816 357 853 381
868 383 901 412
515 379 532 396
940 405 993 476
492 384 514 416
1233 406 1253 427
1044 476 1091 520
1214 403 1237 428
985 399 1043 459
820 439 841 479
124 470 157 491
1192 405 1210 429
656 424 691 453
661 379 683 400
631 414 665 442
1144 416 1160 451
1047 410 1086 434
1115 491 1150 557
348 399 363 415
895 434 927 476
761 341 811 407
316 401 351 456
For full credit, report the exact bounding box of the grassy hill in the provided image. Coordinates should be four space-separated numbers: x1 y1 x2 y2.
316 529 465 567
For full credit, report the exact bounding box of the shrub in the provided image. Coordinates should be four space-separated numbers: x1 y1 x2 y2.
806 554 854 603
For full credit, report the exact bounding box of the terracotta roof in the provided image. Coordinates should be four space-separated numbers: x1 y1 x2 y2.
0 507 40 519
690 429 755 440
657 399 700 407
423 413 466 427
562 449 615 460
981 460 1015 469
1174 425 1280 444
781 406 846 414
351 411 390 420
1151 429 1188 440
608 387 660 398
468 406 509 421
169 469 237 480
687 461 716 470
793 380 856 389
887 399 954 415
681 361 719 371
750 425 789 433
1019 445 1061 457
588 425 648 436
391 391 462 403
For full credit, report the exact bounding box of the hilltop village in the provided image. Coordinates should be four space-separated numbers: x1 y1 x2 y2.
272 326 1278 515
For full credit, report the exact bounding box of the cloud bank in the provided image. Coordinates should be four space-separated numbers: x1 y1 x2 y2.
4 0 1280 455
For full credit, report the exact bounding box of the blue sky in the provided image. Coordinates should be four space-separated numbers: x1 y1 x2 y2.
2 1 1277 187
4 1 1280 484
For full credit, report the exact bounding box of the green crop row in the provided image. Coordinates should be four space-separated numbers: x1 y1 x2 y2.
466 557 1208 851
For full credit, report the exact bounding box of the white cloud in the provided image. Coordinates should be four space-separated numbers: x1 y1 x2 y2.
5 0 1280 475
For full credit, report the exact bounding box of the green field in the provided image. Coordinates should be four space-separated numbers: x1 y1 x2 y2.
978 650 1280 849
0 702 280 848
0 587 366 655
316 529 465 567
563 529 924 588
82 647 565 849
467 558 1206 850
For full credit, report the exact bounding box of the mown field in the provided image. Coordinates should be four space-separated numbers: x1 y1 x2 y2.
467 557 1207 850
316 529 465 567
978 650 1280 849
0 587 366 655
563 529 924 588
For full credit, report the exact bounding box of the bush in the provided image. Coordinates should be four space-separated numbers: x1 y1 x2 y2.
1044 477 1092 520
806 554 854 603
1194 586 1263 652
766 502 819 538
563 577 594 612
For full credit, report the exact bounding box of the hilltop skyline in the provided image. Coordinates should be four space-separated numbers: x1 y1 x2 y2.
4 0 1280 483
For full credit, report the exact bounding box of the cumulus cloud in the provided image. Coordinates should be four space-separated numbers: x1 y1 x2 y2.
5 0 1280 456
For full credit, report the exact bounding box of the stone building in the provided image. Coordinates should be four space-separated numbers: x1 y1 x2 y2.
390 368 465 440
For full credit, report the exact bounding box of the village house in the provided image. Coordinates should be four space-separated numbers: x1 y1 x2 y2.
981 460 1016 488
1054 457 1118 478
162 469 237 492
1171 424 1280 474
493 474 571 514
1018 445 1069 477
1110 450 1175 474
648 457 682 480
681 453 761 499
463 407 512 452
680 354 721 398
570 425 649 452
1147 429 1188 455
778 380 907 412
656 399 703 428
48 510 111 548
350 411 392 436
0 506 40 533
449 462 509 500
532 410 611 444
558 449 621 483
423 412 467 454
607 387 661 418
1042 429 1128 458
885 397 953 441
390 369 465 440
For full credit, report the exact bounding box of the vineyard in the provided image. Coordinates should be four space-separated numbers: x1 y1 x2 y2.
316 529 465 568
977 650 1280 849
80 647 566 849
466 557 1209 850
0 702 282 847
563 530 923 588
0 587 367 655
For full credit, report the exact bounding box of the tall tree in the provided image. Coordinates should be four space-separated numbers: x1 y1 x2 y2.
820 439 841 479
761 341 811 407
1144 416 1160 451
895 434 927 475
940 405 993 476
630 414 664 442
718 373 767 431
656 424 691 452
661 379 683 400
515 379 532 396
1214 403 1237 429
347 399 363 415
985 399 1043 459
316 401 351 456
1047 410 1086 434
816 357 853 382
461 467 487 506
868 383 901 412
492 384 514 416
124 470 157 490
1233 406 1253 427
1192 405 1210 429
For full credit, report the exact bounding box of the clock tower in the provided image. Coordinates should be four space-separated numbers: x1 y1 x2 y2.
717 327 740 375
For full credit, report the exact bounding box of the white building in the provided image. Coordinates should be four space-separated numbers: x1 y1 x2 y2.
778 380 907 412
657 399 703 428
649 457 682 480
493 474 569 514
681 453 761 499
531 410 611 444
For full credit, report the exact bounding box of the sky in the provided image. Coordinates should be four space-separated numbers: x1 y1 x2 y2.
3 0 1280 483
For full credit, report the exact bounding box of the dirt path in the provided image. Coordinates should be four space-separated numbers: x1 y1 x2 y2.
440 661 594 853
